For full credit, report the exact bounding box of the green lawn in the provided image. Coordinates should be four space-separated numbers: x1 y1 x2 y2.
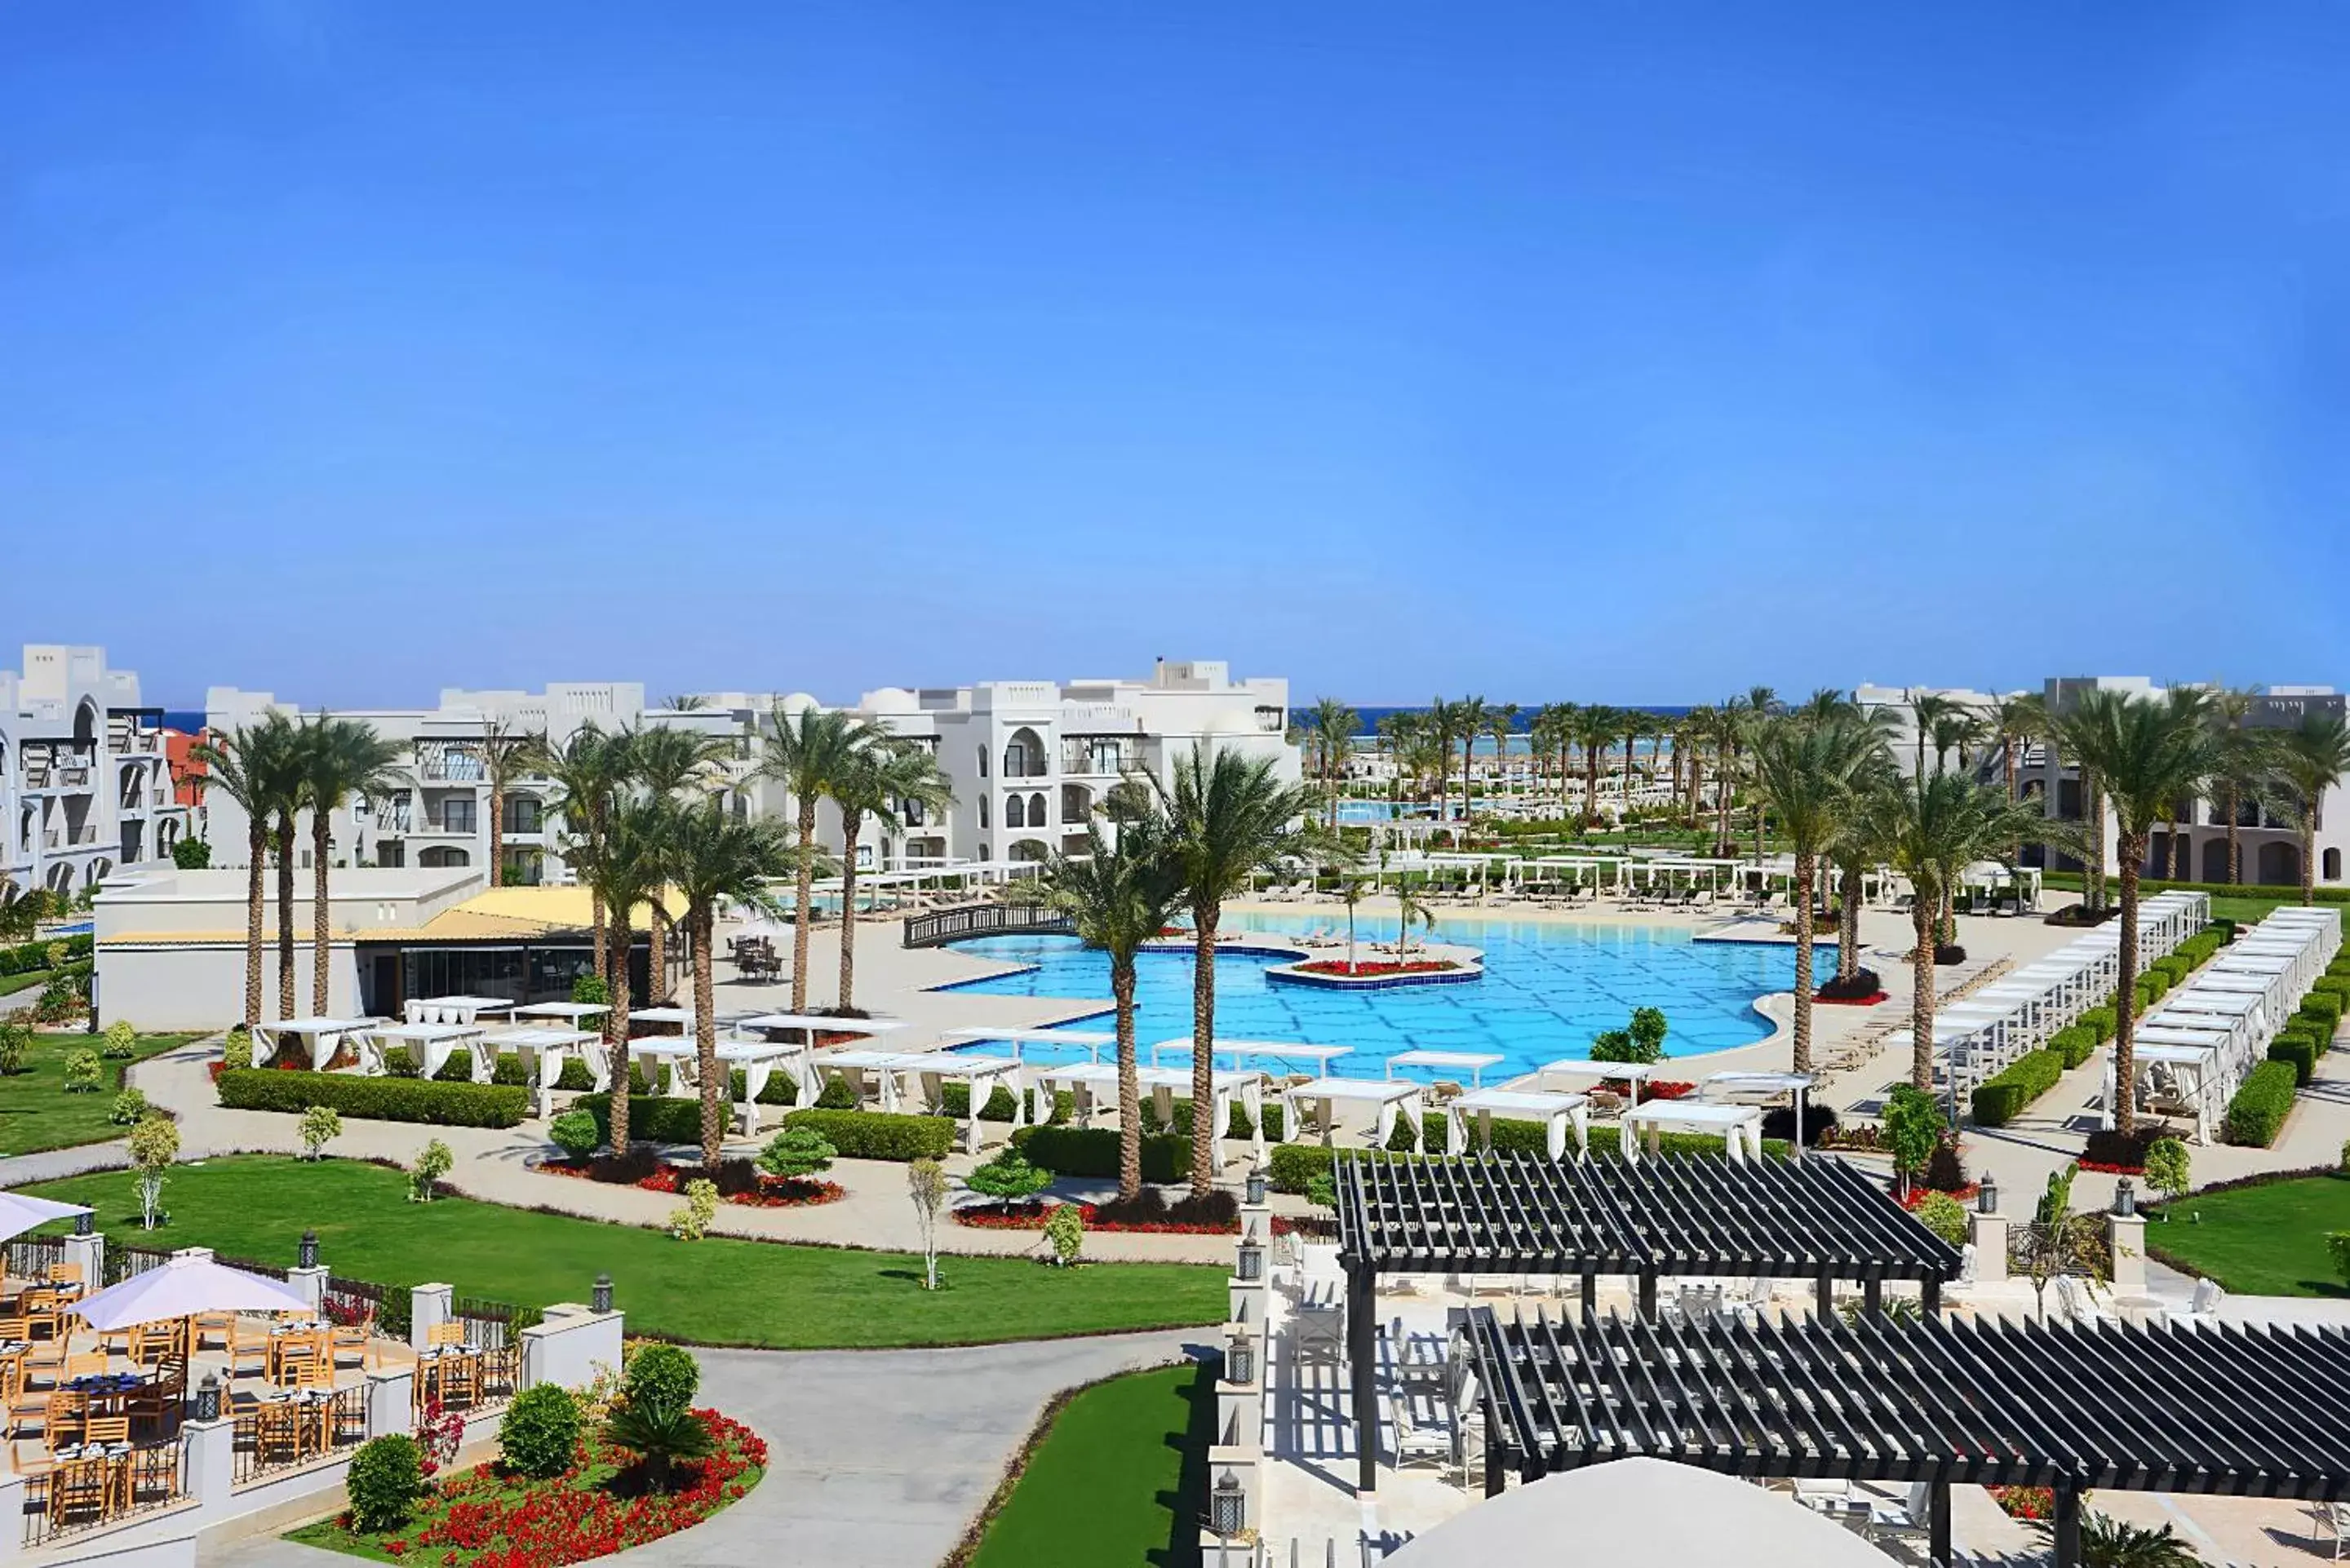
966 1362 1211 1568
2147 1173 2350 1297
28 1157 1230 1349
0 969 51 997
2038 871 2303 928
0 1030 201 1156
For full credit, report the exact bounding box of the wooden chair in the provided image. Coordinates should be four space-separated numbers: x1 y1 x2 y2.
252 1402 304 1468
44 1452 116 1530
42 1390 86 1452
0 1310 29 1343
227 1322 270 1381
426 1320 468 1351
64 1352 109 1381
20 1340 65 1393
44 1263 82 1291
20 1290 63 1343
191 1313 233 1353
271 1335 323 1389
81 1413 131 1451
330 1309 375 1371
435 1353 477 1409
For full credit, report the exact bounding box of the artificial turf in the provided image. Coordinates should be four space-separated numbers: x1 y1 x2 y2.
27 1156 1230 1349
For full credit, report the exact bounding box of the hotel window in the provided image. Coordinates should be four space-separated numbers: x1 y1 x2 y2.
1006 794 1026 829
978 795 990 830
441 796 477 834
978 746 988 778
1029 792 1047 826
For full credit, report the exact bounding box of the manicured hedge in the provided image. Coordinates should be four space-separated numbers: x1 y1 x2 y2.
2268 1034 2319 1087
217 1069 527 1128
1009 1125 1188 1184
0 933 91 976
938 1083 1074 1123
1266 1130 1792 1195
2081 1007 2117 1043
1971 1049 2064 1128
779 1108 956 1161
570 1093 707 1146
2301 991 2343 1037
2223 1061 2299 1147
2048 1025 2099 1070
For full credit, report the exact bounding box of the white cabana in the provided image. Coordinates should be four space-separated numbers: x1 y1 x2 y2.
1133 1065 1267 1166
1150 1039 1354 1073
251 1017 374 1067
735 1013 911 1040
1620 1101 1764 1162
514 1002 610 1025
629 1006 697 1035
1528 1058 1662 1110
72 1251 311 1331
1697 1072 1814 1162
625 1036 701 1097
1278 1077 1423 1148
357 1021 489 1081
1386 1051 1504 1090
1445 1088 1590 1161
716 1039 812 1130
2103 1042 2226 1143
489 1026 601 1090
405 995 517 1025
0 1192 93 1247
908 1054 1028 1153
940 1026 1116 1062
808 1048 914 1109
1029 1061 1130 1127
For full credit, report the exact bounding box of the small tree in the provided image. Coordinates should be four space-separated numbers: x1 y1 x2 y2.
668 1177 718 1241
127 1114 180 1229
499 1383 583 1480
756 1126 837 1183
1628 1007 1669 1058
966 1149 1053 1207
63 1049 103 1094
907 1158 947 1290
570 974 610 1008
109 1088 149 1126
1044 1202 1084 1267
1880 1084 1942 1198
298 1105 343 1160
0 1021 28 1076
171 835 213 870
100 1020 138 1060
2013 1166 2107 1321
2144 1138 2191 1204
2327 1232 2350 1291
410 1138 454 1202
220 1025 253 1072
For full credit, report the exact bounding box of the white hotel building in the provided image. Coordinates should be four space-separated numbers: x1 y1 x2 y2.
1 644 188 898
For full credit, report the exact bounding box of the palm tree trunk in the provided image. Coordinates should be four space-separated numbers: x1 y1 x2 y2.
310 813 334 1018
274 811 298 1024
2226 782 2242 885
1189 898 1220 1198
2115 844 2142 1135
1837 857 1862 984
591 888 608 990
1909 899 1937 1094
694 910 721 1167
243 824 267 1026
1584 748 1600 832
837 807 866 1010
1113 959 1142 1203
2305 825 2319 906
1791 851 1816 1074
649 903 674 1004
608 910 632 1154
489 783 504 889
1687 755 1704 831
791 800 818 1013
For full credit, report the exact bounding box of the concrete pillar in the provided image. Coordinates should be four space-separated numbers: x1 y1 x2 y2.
1215 1328 1265 1449
2108 1211 2147 1296
1238 1202 1271 1247
1969 1209 2010 1285
1227 1275 1269 1331
410 1282 453 1352
366 1368 416 1437
60 1231 103 1289
520 1304 625 1391
182 1415 236 1513
289 1265 329 1318
0 1470 24 1565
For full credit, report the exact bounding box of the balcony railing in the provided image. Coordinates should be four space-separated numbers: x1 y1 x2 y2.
1061 739 1140 777
22 1441 186 1546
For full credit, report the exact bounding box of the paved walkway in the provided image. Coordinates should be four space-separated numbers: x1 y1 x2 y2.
209 1330 1208 1568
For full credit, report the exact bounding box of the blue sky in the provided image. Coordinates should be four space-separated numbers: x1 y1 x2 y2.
4 2 2345 708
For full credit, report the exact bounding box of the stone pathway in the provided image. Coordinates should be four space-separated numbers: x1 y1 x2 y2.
208 1330 1208 1568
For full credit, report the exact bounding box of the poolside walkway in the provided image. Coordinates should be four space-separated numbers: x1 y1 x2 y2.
210 1329 1208 1568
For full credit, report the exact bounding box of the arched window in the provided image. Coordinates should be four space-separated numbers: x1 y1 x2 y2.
1029 792 1048 826
978 844 991 862
978 746 989 778
978 795 990 830
1006 794 1026 829
2256 841 2300 888
2328 848 2343 883
1004 727 1045 778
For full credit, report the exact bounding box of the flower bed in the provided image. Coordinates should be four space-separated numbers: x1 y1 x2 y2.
1988 1485 2055 1521
539 1159 844 1211
951 1198 1238 1236
1896 1182 1980 1211
290 1409 765 1567
1291 959 1461 977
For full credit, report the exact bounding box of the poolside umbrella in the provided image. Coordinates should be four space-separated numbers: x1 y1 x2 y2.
70 1253 311 1332
0 1192 94 1247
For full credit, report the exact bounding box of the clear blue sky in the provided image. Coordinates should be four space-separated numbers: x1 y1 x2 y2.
4 2 2345 709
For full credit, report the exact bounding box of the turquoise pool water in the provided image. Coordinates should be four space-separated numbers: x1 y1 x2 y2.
941 912 1827 1081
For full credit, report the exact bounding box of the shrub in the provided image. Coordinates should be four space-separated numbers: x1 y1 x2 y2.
2144 1137 2190 1201
548 1110 602 1162
2081 1006 2117 1043
570 975 610 1007
2223 1061 2299 1148
1759 1102 1839 1147
298 1105 343 1159
938 1082 1068 1123
216 1070 527 1128
1882 1085 1942 1180
669 1177 719 1240
0 1021 29 1075
346 1434 427 1531
1628 1007 1669 1056
410 1138 454 1202
171 836 212 870
814 1075 860 1110
2048 1025 2098 1070
623 1343 698 1424
779 1108 956 1162
63 1049 102 1093
2082 1124 2168 1169
1010 1125 1186 1183
570 1093 702 1147
1922 1140 1970 1194
109 1088 149 1125
499 1384 583 1480
1913 1191 1968 1248
2330 1234 2350 1291
967 1149 1053 1203
1385 1112 1420 1152
2269 1034 2319 1087
1044 1203 1084 1265
1972 1049 2063 1127
99 1021 138 1059
756 1125 836 1180
2302 992 2343 1038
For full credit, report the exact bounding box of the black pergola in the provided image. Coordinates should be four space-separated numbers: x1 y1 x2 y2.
1468 1306 2350 1568
1332 1153 1960 1490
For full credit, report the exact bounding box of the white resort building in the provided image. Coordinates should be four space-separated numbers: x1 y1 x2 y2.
1 644 189 897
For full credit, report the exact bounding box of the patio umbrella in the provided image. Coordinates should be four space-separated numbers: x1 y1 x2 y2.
70 1254 311 1332
0 1192 94 1247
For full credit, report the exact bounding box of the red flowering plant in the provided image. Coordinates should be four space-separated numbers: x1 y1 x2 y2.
1292 959 1461 977
415 1397 465 1479
1987 1485 2057 1521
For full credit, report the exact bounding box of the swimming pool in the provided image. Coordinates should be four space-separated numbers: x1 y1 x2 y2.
940 911 1828 1082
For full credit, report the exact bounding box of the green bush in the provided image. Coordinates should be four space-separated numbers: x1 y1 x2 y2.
0 1021 26 1076
499 1384 583 1480
570 975 610 1007
2328 1233 2350 1290
1010 1124 1186 1183
779 1108 956 1161
2301 992 2343 1038
2048 1025 2098 1070
2223 1061 2299 1147
2081 1006 2117 1043
63 1049 102 1093
109 1088 149 1125
2268 1034 2319 1087
1913 1191 1968 1248
1264 1131 1791 1194
346 1434 426 1531
756 1125 836 1180
0 932 91 976
1971 1049 2064 1127
548 1110 602 1161
965 1149 1053 1203
623 1342 698 1424
1385 1112 1419 1151
220 1027 253 1072
216 1069 527 1128
571 1093 703 1147
99 1021 138 1060
813 1075 860 1110
937 1082 1069 1123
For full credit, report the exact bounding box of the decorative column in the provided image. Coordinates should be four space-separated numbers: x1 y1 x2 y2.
410 1282 453 1352
2106 1181 2147 1296
366 1367 416 1438
1969 1181 2009 1286
289 1229 328 1317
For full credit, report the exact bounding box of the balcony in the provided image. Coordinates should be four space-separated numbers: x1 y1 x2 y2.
1061 738 1141 777
416 742 488 783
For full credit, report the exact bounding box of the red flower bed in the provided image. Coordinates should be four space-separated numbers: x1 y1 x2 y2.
2077 1159 2145 1176
1988 1485 2055 1521
539 1161 843 1210
1897 1183 1980 1210
1813 991 1888 1007
307 1409 765 1567
950 1200 1239 1236
1293 959 1461 977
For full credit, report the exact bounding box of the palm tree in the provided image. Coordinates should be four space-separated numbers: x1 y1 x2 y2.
663 800 795 1167
2031 1510 2204 1568
1908 690 1961 777
579 795 672 1154
479 717 548 889
832 739 955 1011
1153 745 1314 1195
2269 709 2350 906
1749 716 1878 1073
1989 693 2047 806
1876 770 2067 1093
2053 690 2131 917
1422 699 1462 826
756 703 889 1013
1678 706 1713 830
1306 698 1359 829
1621 709 1650 800
630 725 735 1003
189 715 303 1025
1018 817 1187 1199
542 724 632 1007
2208 687 2264 884
1531 703 1577 808
1394 876 1434 955
2056 692 2215 1131
297 717 406 1016
1572 706 1617 833
1452 696 1488 819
